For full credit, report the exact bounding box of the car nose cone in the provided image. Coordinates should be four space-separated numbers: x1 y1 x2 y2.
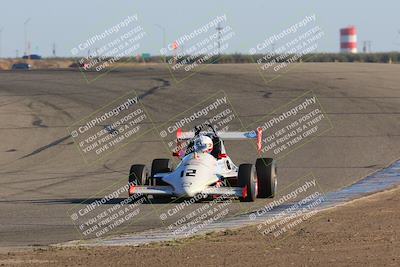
175 181 202 197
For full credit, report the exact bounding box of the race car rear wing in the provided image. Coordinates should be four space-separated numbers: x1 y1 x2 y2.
176 127 263 152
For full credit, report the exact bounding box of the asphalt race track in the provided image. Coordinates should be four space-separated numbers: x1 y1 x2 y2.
1 63 400 247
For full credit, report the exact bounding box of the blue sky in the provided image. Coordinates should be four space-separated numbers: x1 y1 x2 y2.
0 0 399 57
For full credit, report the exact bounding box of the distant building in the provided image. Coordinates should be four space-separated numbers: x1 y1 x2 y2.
340 26 357 53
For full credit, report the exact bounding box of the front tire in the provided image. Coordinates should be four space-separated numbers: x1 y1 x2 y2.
238 164 257 202
128 164 149 200
129 164 149 185
151 158 173 185
255 158 277 198
151 159 173 201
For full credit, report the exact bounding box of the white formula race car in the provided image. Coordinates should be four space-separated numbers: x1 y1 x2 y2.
128 124 277 202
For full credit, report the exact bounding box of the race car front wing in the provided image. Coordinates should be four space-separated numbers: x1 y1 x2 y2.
129 185 243 198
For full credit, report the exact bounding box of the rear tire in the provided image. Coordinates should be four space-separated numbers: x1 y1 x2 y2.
255 158 277 198
238 164 257 202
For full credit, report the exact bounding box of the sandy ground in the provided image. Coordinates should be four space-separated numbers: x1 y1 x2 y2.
0 185 399 266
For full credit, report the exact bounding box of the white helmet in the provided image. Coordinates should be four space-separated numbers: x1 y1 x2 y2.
194 135 213 153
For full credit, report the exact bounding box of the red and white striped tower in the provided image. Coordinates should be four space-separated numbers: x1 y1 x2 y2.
340 26 357 53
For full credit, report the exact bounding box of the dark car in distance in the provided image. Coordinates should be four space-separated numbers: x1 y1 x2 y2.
11 63 31 70
22 54 42 60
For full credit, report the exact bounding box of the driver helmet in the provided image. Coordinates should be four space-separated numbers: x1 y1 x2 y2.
194 135 213 153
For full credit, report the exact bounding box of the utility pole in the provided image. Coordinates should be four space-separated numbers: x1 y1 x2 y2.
216 22 223 56
52 42 56 57
154 24 166 63
0 27 3 58
24 18 31 57
363 40 372 53
394 30 400 47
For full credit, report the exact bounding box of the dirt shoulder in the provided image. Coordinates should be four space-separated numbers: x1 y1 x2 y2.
0 59 74 70
1 186 399 267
